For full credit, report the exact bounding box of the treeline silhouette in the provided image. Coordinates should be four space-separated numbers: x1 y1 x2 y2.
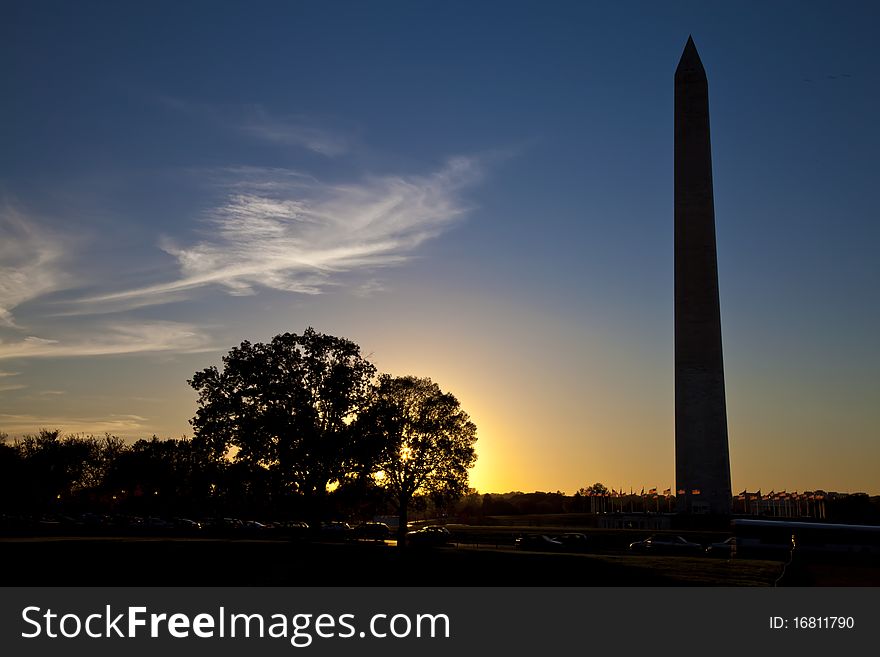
0 430 436 525
464 490 880 525
2 431 878 529
0 429 613 523
1 328 479 534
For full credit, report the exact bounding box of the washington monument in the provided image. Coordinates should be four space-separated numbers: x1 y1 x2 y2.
674 36 732 515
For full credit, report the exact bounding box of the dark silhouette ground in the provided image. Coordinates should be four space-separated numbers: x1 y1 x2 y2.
0 536 804 586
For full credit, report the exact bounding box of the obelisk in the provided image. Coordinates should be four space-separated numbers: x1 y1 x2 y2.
674 36 732 515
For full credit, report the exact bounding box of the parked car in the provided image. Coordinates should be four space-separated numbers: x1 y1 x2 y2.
144 516 172 529
222 518 245 530
705 536 737 556
243 520 271 531
173 518 202 530
320 521 355 540
555 533 590 551
515 534 564 551
407 526 451 547
354 522 392 541
280 520 310 531
628 534 703 554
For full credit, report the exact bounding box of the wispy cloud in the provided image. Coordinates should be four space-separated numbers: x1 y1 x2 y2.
0 321 213 360
241 107 350 156
77 157 481 308
0 413 151 438
351 279 387 298
156 96 352 157
0 370 25 391
0 205 70 328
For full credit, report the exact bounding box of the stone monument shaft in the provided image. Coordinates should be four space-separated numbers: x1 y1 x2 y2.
674 36 732 515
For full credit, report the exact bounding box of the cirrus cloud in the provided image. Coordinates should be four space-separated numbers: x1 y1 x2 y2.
77 156 481 308
0 205 70 328
241 107 351 156
0 413 151 438
0 321 213 360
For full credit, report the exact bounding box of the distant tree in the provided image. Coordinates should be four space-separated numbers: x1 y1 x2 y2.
96 434 127 481
103 436 218 516
188 328 377 524
13 430 102 511
828 493 880 524
479 493 517 516
578 482 609 497
577 482 610 513
0 433 22 513
360 375 477 543
454 489 483 521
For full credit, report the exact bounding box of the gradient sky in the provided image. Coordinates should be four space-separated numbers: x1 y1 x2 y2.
2 1 878 495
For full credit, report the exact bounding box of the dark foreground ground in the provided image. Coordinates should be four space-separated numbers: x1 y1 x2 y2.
3 536 876 586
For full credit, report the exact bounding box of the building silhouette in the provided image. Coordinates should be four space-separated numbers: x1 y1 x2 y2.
674 37 732 515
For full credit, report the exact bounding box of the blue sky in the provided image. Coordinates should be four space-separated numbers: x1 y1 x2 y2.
1 1 878 493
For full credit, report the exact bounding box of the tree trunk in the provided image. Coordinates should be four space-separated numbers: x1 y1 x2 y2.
303 488 325 537
397 496 409 548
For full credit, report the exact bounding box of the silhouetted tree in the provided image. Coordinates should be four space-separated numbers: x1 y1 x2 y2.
0 433 23 514
13 430 103 512
478 493 521 516
103 437 217 516
828 493 880 524
576 483 610 513
188 328 377 525
361 375 477 543
578 482 609 496
454 489 483 521
330 473 388 521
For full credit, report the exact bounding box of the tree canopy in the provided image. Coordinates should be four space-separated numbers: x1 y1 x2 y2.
188 328 377 504
360 375 477 539
579 482 609 496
